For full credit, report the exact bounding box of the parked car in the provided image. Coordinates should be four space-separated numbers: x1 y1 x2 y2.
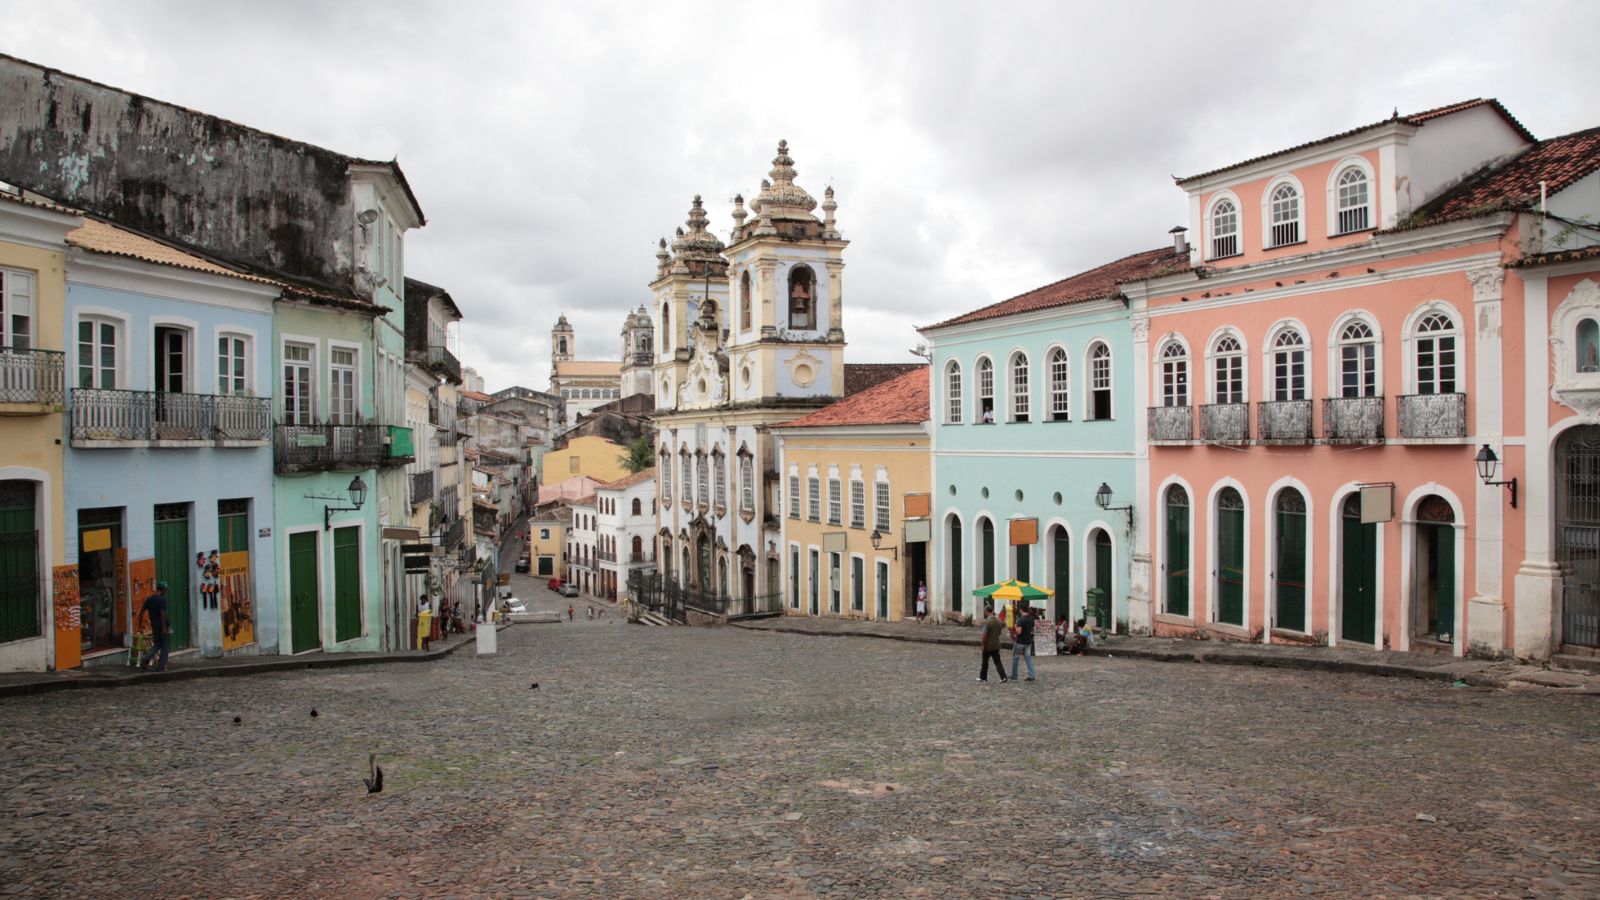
547 577 565 592
503 596 528 615
557 582 579 598
515 555 530 573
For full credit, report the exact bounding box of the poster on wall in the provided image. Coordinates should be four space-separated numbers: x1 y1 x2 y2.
52 565 81 670
128 558 157 635
219 550 254 650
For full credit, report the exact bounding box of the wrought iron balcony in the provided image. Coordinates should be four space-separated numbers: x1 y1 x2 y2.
423 345 462 384
71 388 269 445
1199 402 1250 443
274 422 387 473
1256 400 1313 443
0 347 64 408
1323 396 1385 444
1147 405 1194 443
1397 392 1467 439
410 470 434 505
441 516 466 550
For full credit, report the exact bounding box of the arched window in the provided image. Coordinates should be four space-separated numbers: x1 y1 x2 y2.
1163 484 1190 617
558 337 568 354
1271 329 1307 401
1268 181 1301 248
1048 347 1070 421
945 360 963 424
631 535 643 560
696 452 709 508
1335 167 1371 234
739 454 754 512
1338 320 1377 397
1212 335 1244 404
1088 342 1112 420
631 497 642 517
1010 352 1030 422
788 265 815 330
660 447 672 499
661 303 670 352
1414 311 1458 395
680 450 691 505
1210 198 1239 259
977 357 995 423
1579 318 1600 373
739 270 752 332
1159 341 1188 407
712 451 726 509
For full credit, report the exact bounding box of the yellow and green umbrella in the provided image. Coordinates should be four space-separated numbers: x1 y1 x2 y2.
971 579 1054 602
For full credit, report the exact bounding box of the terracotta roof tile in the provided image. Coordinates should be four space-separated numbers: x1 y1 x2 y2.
68 218 277 286
602 467 657 490
925 247 1188 330
843 362 923 396
778 366 928 428
1507 242 1600 269
459 390 494 402
1391 125 1600 232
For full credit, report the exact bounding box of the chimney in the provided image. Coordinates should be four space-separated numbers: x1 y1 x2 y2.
1168 225 1189 256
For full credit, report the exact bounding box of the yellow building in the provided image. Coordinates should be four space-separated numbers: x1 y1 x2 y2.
772 367 930 621
527 506 569 581
0 193 80 671
542 434 630 484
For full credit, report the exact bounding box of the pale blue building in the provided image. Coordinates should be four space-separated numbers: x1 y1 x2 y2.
919 248 1181 632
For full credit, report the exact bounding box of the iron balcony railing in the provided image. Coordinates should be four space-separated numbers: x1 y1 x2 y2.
424 345 462 384
0 347 64 406
71 388 269 444
410 471 434 505
1199 402 1250 443
1147 405 1193 443
1256 399 1313 443
274 422 387 473
442 517 467 550
596 549 616 563
1323 396 1386 444
1397 392 1467 439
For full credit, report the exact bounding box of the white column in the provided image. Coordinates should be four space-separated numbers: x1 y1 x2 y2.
1468 266 1506 657
1515 274 1558 660
1129 311 1154 636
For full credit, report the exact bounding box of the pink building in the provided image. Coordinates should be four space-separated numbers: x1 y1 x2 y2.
1121 101 1600 661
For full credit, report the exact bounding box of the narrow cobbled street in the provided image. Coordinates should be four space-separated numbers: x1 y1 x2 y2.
2 621 1596 897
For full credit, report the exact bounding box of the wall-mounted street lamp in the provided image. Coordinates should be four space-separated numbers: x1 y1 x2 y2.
306 475 369 529
1095 482 1134 528
869 529 898 560
1475 445 1518 509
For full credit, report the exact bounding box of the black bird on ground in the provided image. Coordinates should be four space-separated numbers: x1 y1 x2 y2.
310 709 318 718
232 716 241 725
530 683 539 690
364 753 383 794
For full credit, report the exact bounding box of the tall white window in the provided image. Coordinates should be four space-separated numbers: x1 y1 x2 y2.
1160 342 1189 406
1415 312 1458 395
1212 336 1244 404
1089 342 1112 420
977 357 994 422
1048 347 1070 421
217 334 248 395
1338 321 1377 397
827 476 842 525
713 452 726 509
874 480 890 533
1210 199 1239 259
788 473 800 519
282 342 313 423
1272 330 1307 401
77 316 118 389
661 447 673 500
945 361 962 424
1335 167 1371 234
807 474 820 522
680 452 691 505
1269 182 1302 247
696 453 708 507
330 346 357 424
1010 352 1030 422
850 479 865 529
1 268 34 349
739 455 754 513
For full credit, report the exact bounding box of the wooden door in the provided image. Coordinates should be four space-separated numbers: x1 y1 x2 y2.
1164 487 1189 617
1275 490 1307 632
1341 495 1377 643
1216 489 1244 626
289 531 320 653
1092 530 1112 628
1051 529 1070 622
153 512 190 649
333 526 360 643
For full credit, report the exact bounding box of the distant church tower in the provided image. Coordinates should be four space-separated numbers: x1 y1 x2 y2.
649 196 731 411
620 305 655 399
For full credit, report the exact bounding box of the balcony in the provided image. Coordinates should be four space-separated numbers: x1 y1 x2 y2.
410 470 434 505
1147 406 1193 444
1199 403 1250 443
0 347 64 411
1256 400 1313 443
1323 396 1385 444
423 345 462 384
442 516 466 550
274 422 387 473
1397 392 1467 440
383 425 415 467
71 388 270 447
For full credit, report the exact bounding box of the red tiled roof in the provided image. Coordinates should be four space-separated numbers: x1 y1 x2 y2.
843 362 923 396
1177 99 1535 186
925 247 1187 330
459 390 493 402
778 366 928 428
1506 243 1600 269
1392 125 1600 232
602 467 656 490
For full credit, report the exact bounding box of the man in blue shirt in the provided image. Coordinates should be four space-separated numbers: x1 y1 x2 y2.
138 581 170 672
1011 604 1038 682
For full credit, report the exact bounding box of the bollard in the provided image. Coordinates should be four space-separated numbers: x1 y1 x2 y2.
476 620 498 655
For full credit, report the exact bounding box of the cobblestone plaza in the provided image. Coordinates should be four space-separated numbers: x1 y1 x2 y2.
3 618 1597 897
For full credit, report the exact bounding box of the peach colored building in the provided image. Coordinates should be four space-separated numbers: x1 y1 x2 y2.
1120 101 1600 661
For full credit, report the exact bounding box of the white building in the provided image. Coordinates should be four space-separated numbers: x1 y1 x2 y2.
595 468 658 600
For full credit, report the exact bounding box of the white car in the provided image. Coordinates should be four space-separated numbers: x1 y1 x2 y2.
503 597 528 615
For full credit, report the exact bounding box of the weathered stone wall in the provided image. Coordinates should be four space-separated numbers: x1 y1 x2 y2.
0 54 358 293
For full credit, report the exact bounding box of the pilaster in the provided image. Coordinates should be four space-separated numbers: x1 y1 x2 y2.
1517 273 1555 659
1468 265 1506 656
1129 311 1153 636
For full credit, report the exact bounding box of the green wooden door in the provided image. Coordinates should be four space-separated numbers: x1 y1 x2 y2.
333 526 361 643
950 519 963 614
0 483 39 643
1164 488 1190 617
153 515 191 649
981 519 995 586
1341 496 1377 643
1051 531 1070 622
1275 491 1307 632
219 511 248 553
1432 525 1455 640
1092 531 1112 628
1216 489 1244 626
289 531 320 653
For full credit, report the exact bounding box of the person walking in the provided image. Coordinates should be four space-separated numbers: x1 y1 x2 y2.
138 581 171 672
977 603 1007 682
915 582 928 622
1011 604 1038 682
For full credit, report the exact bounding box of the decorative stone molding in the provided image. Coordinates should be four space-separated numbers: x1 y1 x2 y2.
1467 266 1505 304
1549 279 1600 420
785 349 822 388
1130 316 1150 341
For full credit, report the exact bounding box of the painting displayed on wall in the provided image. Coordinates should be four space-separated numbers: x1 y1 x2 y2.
128 558 157 635
219 550 254 650
51 565 80 670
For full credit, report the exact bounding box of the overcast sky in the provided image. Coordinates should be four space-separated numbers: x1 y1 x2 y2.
12 1 1600 392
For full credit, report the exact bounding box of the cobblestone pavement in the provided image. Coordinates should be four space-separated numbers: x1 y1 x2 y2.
3 621 1598 898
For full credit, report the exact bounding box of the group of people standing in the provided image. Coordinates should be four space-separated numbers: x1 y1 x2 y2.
977 602 1094 683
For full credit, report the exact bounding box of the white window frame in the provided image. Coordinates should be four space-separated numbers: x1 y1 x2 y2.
1262 175 1305 249
827 470 842 526
1206 191 1242 260
1264 322 1310 402
1404 304 1462 396
874 477 890 534
281 338 315 424
807 469 821 522
1157 338 1189 407
849 478 865 529
217 332 251 396
695 452 708 508
1326 157 1376 236
329 342 360 425
1046 345 1070 421
1087 341 1113 420
661 445 673 500
1 266 36 349
1328 312 1382 398
976 356 995 422
739 453 754 513
75 312 124 390
788 470 801 520
680 451 692 505
1009 351 1030 422
1207 330 1247 405
712 451 726 510
945 360 963 424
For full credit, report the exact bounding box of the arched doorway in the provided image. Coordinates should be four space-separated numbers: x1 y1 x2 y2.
1215 487 1245 626
695 534 711 593
1558 426 1600 649
1088 528 1112 629
1274 488 1307 632
979 517 995 586
1163 485 1190 617
1048 524 1070 622
1412 495 1456 644
1340 493 1377 644
947 515 963 615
